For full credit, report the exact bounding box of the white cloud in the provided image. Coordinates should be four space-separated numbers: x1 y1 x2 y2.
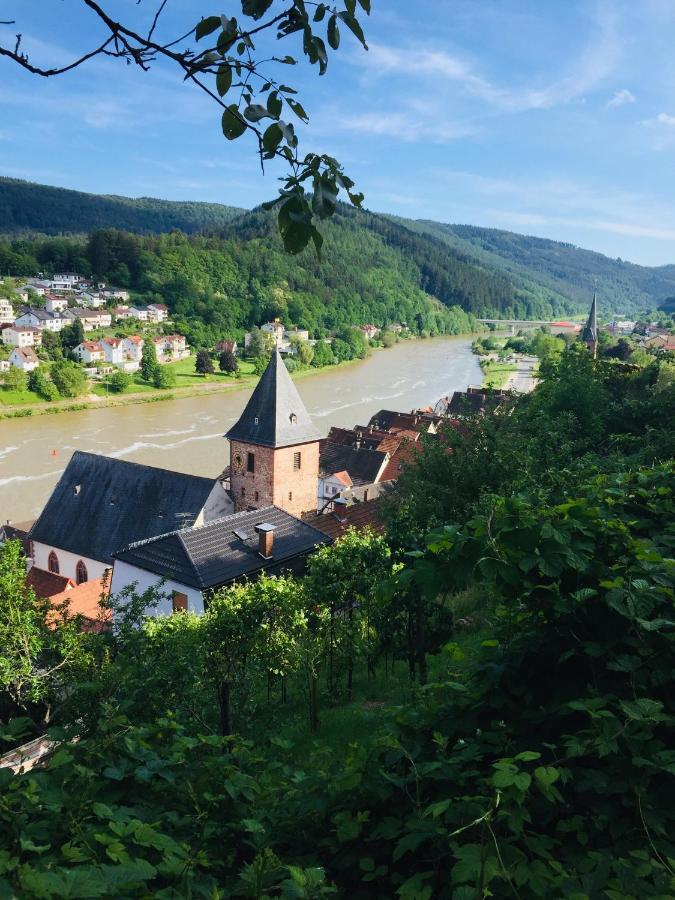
355 6 621 114
655 112 675 126
337 110 476 143
607 88 636 108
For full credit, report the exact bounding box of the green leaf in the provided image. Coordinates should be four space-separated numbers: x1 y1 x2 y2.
216 64 232 97
328 15 340 50
262 123 283 153
243 104 270 123
357 0 372 11
195 16 221 41
266 91 283 118
241 0 274 20
287 98 309 122
338 11 368 48
222 105 248 139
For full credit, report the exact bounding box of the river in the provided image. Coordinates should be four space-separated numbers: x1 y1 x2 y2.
0 337 482 523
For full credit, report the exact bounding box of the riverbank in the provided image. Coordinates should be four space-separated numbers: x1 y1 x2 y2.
0 333 478 420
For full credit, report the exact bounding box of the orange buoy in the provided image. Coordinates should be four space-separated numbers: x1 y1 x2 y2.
51 449 57 457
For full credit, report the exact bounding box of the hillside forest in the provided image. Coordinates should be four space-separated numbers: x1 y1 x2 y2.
3 178 675 324
1 346 674 897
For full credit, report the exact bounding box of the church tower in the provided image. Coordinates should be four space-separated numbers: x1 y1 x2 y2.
581 292 598 358
225 351 321 517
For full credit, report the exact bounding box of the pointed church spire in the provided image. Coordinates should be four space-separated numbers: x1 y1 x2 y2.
582 291 598 358
225 350 321 448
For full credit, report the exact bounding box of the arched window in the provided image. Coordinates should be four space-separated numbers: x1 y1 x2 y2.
48 551 60 574
76 560 88 584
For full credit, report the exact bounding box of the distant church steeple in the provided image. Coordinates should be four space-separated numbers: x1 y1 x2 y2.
225 351 321 515
582 292 598 358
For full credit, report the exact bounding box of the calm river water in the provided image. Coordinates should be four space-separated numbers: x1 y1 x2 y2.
0 337 481 523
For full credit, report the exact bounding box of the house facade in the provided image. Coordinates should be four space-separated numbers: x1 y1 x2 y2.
100 337 125 365
110 506 330 616
2 325 42 347
153 334 187 362
74 341 104 364
45 295 68 313
9 347 40 372
147 303 169 323
129 306 148 321
15 308 64 333
0 299 14 325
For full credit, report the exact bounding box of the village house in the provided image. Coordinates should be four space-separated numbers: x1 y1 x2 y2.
101 286 130 302
74 341 105 365
100 336 125 365
51 272 84 291
0 298 14 324
9 346 40 372
12 287 29 304
110 506 330 616
216 339 238 355
153 334 187 362
63 308 112 330
122 335 144 365
129 305 148 321
21 279 51 297
244 321 310 355
147 303 169 323
44 294 68 314
76 290 105 309
2 325 42 347
359 324 380 341
28 451 234 585
114 306 134 320
15 307 65 333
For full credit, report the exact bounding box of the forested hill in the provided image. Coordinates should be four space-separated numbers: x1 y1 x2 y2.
0 177 243 235
410 220 675 316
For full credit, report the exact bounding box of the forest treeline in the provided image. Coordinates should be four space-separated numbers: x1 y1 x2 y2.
0 177 243 236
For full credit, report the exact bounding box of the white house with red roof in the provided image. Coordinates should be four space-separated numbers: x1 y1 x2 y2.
74 341 105 364
45 294 68 314
359 324 380 341
147 303 169 323
153 334 187 362
100 336 125 365
122 335 144 364
9 347 40 372
2 325 42 347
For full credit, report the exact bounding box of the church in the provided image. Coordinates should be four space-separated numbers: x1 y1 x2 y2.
27 351 329 610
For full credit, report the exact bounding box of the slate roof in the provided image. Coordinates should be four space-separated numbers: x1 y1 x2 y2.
446 391 498 416
319 441 388 485
29 451 216 565
114 505 331 590
581 292 598 344
226 350 321 448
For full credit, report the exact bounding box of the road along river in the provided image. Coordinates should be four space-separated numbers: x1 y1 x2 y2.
0 337 482 523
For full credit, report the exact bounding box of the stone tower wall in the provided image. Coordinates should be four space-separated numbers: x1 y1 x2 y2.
230 439 319 517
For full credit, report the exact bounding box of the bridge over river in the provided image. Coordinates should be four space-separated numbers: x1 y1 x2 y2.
478 319 580 334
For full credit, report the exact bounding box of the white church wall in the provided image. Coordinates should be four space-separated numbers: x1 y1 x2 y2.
32 541 109 584
109 560 205 617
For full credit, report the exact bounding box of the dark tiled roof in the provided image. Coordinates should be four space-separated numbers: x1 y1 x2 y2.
114 506 331 589
581 293 598 344
29 451 215 565
319 442 388 485
446 391 497 416
367 409 443 432
226 351 321 448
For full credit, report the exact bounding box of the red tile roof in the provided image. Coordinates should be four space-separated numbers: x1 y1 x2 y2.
305 501 385 538
27 567 74 598
49 579 110 632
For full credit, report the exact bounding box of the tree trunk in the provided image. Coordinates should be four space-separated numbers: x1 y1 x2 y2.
219 680 232 736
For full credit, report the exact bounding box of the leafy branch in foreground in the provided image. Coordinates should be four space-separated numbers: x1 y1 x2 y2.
0 0 370 254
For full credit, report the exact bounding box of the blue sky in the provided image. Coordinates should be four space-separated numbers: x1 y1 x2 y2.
1 1 675 265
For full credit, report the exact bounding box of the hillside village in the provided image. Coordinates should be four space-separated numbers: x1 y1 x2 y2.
0 270 409 405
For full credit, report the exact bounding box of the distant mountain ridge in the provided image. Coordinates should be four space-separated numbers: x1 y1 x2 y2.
0 177 243 236
1 176 674 317
407 221 675 318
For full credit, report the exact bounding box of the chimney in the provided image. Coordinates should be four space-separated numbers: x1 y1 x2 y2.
255 523 275 559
